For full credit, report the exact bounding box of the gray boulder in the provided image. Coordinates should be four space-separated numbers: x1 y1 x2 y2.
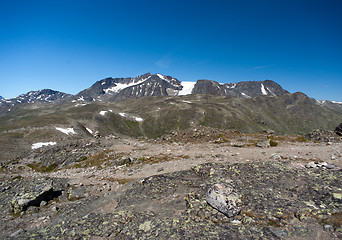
206 183 242 217
256 139 270 148
10 178 53 214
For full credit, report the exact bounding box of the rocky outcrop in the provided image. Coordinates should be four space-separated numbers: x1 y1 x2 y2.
335 123 342 136
9 178 54 214
306 129 342 142
256 139 271 148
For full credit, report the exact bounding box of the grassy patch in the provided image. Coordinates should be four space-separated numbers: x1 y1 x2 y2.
27 162 57 172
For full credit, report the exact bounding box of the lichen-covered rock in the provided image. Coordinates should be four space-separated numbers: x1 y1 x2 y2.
206 183 241 217
10 178 53 214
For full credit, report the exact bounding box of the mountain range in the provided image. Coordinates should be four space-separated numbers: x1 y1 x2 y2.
1 73 342 116
0 73 318 112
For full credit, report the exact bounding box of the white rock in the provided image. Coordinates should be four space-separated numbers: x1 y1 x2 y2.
305 162 317 168
206 183 242 217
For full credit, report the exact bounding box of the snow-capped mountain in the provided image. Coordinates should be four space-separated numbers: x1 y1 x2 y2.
73 73 185 102
0 89 72 115
191 79 289 98
6 89 71 104
72 73 290 103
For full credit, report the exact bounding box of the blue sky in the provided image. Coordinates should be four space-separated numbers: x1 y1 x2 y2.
1 0 341 101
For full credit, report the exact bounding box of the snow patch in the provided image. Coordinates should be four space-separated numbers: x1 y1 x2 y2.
56 127 76 135
75 103 87 107
265 87 275 96
119 112 143 122
99 110 112 116
179 82 196 95
241 92 251 98
99 111 108 116
227 83 236 88
86 128 93 134
332 101 342 104
261 83 268 95
104 76 151 94
156 73 167 81
32 142 56 149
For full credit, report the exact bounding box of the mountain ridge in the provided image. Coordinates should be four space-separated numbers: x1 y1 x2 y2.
1 73 342 116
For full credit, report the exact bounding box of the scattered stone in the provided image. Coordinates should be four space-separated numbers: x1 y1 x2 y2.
157 168 164 172
256 139 270 148
271 154 282 160
230 220 242 225
317 162 328 168
324 224 334 231
10 229 24 237
51 206 59 212
206 183 242 217
326 164 336 169
306 162 317 168
40 200 48 207
232 142 245 148
117 157 132 166
262 129 274 135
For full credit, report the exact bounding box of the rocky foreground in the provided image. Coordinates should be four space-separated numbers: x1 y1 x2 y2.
0 130 341 239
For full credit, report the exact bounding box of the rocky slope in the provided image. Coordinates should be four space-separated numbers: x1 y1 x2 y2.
0 132 341 239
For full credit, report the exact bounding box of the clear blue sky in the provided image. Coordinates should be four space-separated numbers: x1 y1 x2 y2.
1 0 341 101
